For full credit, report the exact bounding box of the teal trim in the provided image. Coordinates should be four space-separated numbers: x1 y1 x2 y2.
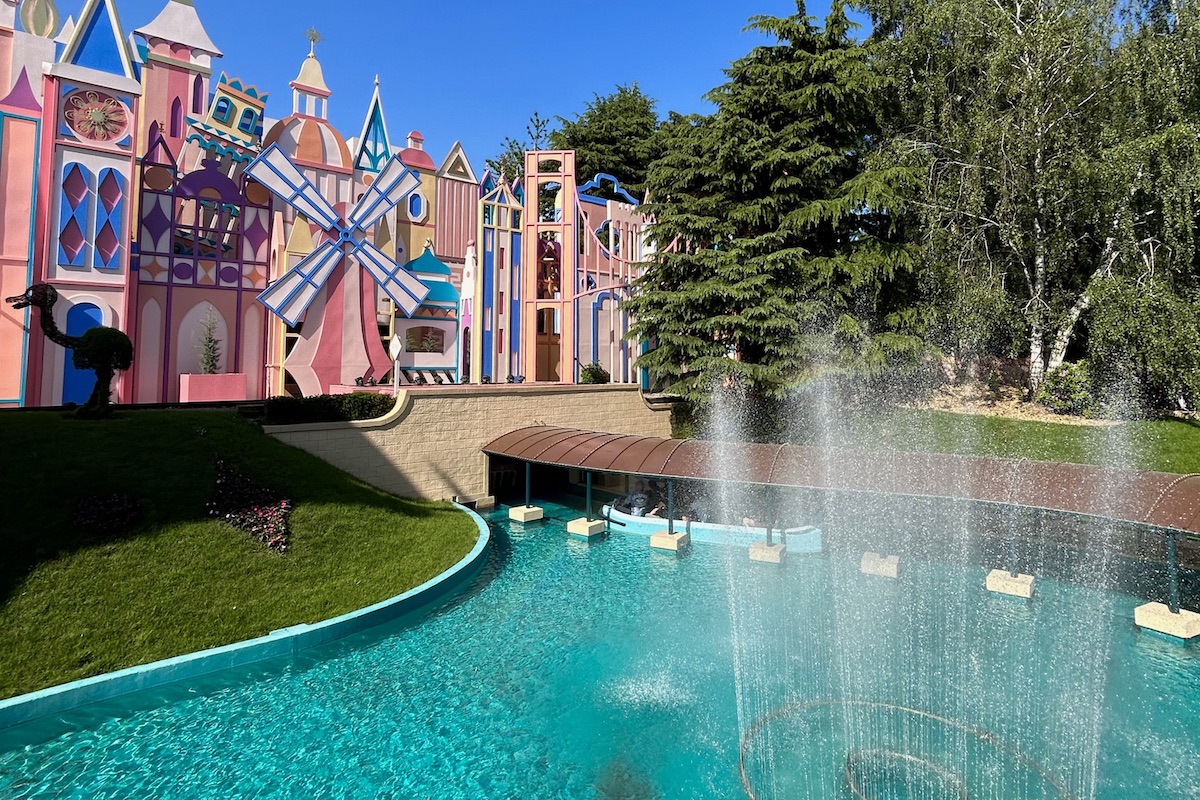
0 505 491 730
185 134 253 164
354 98 390 173
0 108 42 406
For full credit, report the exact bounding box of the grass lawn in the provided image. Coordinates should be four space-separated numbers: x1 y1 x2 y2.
796 408 1200 474
0 410 479 700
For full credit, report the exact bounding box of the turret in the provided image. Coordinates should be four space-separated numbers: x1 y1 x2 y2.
134 0 222 152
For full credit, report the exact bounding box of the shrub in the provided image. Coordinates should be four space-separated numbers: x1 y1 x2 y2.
206 460 292 553
1036 361 1095 417
580 361 611 384
263 392 396 425
71 493 144 538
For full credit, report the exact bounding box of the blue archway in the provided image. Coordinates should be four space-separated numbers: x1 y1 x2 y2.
62 303 103 405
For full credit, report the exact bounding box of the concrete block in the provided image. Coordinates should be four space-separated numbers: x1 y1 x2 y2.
1135 602 1200 640
650 530 690 552
509 505 544 523
750 542 786 564
986 569 1035 599
474 496 496 510
861 552 900 579
567 517 606 538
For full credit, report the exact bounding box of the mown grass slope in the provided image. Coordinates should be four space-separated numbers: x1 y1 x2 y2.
0 410 478 699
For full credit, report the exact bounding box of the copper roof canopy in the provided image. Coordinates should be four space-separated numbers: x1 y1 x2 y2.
482 426 1200 536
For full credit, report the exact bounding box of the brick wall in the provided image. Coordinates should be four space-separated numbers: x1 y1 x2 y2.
264 384 673 501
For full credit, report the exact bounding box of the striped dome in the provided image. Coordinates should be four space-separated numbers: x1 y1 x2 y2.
262 115 352 170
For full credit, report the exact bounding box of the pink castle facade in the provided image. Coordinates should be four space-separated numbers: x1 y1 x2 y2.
0 0 648 408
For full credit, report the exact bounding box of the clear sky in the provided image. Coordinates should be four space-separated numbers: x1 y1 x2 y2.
105 0 856 174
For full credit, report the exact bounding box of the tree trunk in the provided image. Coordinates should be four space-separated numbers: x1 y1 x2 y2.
1047 238 1118 374
1028 216 1048 396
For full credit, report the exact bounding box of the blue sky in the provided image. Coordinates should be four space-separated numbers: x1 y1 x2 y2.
105 0 855 173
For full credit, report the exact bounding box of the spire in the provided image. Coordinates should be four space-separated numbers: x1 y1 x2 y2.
354 79 391 174
290 30 330 118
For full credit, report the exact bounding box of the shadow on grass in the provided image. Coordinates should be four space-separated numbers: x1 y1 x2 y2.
0 409 444 606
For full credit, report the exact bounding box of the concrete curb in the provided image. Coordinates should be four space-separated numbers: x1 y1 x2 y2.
0 504 491 731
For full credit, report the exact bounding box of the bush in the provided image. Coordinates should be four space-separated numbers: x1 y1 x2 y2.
206 460 292 553
580 362 611 384
1036 361 1096 417
1087 278 1200 414
263 392 396 425
71 493 143 538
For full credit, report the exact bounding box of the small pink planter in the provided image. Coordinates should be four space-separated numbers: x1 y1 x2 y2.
179 373 250 403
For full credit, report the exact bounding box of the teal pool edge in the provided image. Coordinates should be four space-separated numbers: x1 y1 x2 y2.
0 503 492 731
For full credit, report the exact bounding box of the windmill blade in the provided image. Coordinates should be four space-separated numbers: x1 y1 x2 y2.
350 156 421 232
246 144 342 233
256 240 343 327
354 239 429 318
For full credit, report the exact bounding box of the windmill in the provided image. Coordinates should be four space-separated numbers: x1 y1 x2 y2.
246 144 428 393
248 143 427 325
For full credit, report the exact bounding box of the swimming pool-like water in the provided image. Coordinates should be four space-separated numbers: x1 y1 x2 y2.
1 502 1197 798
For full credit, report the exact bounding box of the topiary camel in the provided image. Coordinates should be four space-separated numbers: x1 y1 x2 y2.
6 284 133 418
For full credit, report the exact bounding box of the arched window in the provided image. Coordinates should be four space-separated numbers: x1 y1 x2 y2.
169 97 183 138
237 108 257 135
192 75 205 114
62 303 104 405
213 97 232 124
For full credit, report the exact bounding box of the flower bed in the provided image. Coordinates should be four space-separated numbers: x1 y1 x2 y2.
207 460 292 553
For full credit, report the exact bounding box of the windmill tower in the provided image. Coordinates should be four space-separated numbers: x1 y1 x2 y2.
259 35 378 396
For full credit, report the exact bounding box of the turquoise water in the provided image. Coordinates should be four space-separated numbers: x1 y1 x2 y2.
1 502 1198 798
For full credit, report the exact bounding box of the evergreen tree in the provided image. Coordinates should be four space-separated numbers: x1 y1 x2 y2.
628 2 923 402
550 84 660 199
486 112 550 183
199 310 221 375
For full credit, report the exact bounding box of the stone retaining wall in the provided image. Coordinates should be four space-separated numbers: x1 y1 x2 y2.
264 384 673 500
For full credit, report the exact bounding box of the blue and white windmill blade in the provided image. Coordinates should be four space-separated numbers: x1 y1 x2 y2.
354 239 428 317
257 240 343 327
246 144 342 232
351 157 421 232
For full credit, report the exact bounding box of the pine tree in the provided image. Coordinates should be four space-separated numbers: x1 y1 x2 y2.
628 1 923 402
550 84 661 199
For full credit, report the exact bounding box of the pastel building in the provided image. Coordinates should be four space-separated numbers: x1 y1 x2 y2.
0 0 648 409
469 151 649 385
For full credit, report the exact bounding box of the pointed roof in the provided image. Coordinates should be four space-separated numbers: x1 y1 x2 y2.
134 0 222 57
437 140 478 183
292 51 329 97
480 169 498 195
60 0 136 81
55 15 75 47
0 68 42 112
354 78 391 174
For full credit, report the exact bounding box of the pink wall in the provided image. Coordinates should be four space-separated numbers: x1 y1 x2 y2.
0 113 37 402
140 54 195 156
0 26 12 100
434 176 476 264
135 284 267 403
